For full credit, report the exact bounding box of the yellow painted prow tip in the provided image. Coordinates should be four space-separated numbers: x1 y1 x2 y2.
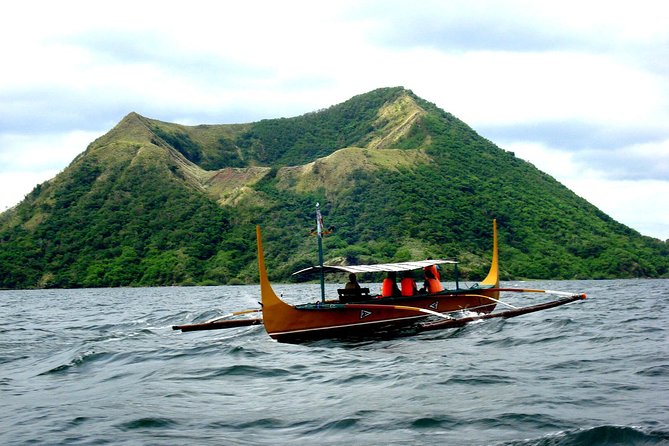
255 225 265 281
256 225 274 301
481 219 499 289
256 225 293 334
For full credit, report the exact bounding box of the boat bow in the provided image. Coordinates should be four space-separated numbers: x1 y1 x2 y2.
256 225 297 335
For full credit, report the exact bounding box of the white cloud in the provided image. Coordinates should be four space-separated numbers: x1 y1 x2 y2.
575 138 669 181
566 178 669 241
408 50 666 129
501 142 582 178
0 131 99 211
0 170 60 212
1 0 668 239
0 131 97 172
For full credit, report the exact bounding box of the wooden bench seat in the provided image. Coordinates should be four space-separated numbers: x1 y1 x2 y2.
337 287 371 303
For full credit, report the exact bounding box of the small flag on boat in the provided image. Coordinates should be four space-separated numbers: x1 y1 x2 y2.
311 202 334 236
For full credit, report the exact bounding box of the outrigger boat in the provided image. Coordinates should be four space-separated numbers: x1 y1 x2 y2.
174 217 587 342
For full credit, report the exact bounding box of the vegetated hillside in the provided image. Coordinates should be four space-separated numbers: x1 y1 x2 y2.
0 87 667 289
0 114 257 288
244 94 669 281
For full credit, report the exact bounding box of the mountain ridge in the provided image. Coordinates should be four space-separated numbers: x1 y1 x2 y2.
1 87 667 288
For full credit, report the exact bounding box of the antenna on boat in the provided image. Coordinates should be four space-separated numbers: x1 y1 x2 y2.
316 202 326 302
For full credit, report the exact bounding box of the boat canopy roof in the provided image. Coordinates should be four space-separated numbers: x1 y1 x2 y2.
292 259 457 276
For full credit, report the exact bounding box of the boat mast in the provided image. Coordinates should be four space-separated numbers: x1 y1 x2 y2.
316 203 326 302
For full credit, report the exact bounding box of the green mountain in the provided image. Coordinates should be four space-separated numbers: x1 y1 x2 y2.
1 87 667 288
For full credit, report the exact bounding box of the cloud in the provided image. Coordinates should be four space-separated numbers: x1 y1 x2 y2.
482 123 669 182
565 178 669 241
355 1 581 52
420 51 665 128
479 121 667 152
351 0 669 54
501 137 669 183
0 130 100 212
0 131 99 173
0 0 668 239
576 139 669 181
0 0 367 130
0 171 61 212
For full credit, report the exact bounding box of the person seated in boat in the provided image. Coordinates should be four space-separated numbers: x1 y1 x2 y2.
422 268 443 294
400 272 418 297
381 271 401 297
423 261 441 282
345 273 361 290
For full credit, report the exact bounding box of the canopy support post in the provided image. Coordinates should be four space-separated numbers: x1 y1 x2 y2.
316 203 325 302
455 263 460 290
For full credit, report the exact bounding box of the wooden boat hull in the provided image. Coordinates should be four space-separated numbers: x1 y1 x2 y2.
265 304 427 342
338 289 499 314
257 221 501 342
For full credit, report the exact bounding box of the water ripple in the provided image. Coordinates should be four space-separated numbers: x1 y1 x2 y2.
499 425 669 446
1 281 667 446
118 417 178 431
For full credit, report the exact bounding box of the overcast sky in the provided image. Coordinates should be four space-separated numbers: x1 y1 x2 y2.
2 0 668 240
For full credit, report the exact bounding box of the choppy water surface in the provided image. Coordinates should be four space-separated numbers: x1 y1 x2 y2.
1 280 668 445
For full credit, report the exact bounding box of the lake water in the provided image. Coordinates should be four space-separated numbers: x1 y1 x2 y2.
1 280 668 445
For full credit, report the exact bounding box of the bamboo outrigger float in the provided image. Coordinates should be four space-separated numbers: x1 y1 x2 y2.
173 218 586 342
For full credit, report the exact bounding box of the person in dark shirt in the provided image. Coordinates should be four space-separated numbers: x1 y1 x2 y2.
345 273 361 290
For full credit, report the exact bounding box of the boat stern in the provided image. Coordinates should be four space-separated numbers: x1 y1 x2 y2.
478 219 500 307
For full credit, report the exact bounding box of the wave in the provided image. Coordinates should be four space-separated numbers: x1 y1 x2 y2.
39 350 117 375
636 364 669 377
117 417 178 431
498 425 669 446
445 373 518 385
409 414 459 429
477 333 572 347
4 282 668 446
475 412 568 432
177 364 294 380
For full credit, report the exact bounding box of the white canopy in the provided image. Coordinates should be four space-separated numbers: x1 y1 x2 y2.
292 259 457 276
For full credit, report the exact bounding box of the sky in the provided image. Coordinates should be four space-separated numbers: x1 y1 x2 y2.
1 0 668 240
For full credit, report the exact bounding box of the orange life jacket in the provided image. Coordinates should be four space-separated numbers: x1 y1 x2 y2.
400 277 417 296
424 264 441 281
381 278 396 297
426 278 443 294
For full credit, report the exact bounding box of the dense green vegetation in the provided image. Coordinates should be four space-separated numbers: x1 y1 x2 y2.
0 155 256 288
235 88 407 165
239 90 669 282
151 125 203 164
248 160 669 282
150 124 248 170
0 87 667 289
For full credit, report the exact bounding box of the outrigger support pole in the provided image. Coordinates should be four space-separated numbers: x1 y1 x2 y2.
454 263 460 290
316 203 325 302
